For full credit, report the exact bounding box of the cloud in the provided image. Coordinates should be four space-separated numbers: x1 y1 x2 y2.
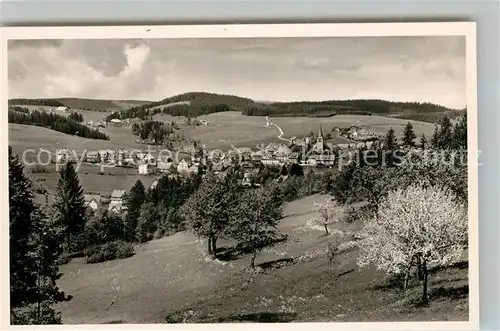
8 36 466 108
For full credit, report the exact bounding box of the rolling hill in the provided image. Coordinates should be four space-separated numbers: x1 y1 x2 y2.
104 92 463 124
9 98 152 111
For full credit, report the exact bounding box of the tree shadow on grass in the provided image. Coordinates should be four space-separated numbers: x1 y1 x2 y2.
336 268 355 279
429 261 468 274
216 312 297 323
257 258 295 271
217 234 289 262
408 285 469 308
429 284 469 301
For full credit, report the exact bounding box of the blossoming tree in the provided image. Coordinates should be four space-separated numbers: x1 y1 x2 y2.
357 182 468 304
312 198 342 236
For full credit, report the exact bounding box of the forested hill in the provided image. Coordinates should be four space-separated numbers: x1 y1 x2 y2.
106 92 462 123
9 98 152 111
105 92 256 121
242 99 462 120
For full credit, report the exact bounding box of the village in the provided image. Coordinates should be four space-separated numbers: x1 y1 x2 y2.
51 124 390 215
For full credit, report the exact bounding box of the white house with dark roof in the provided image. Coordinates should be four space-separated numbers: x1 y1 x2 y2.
84 194 101 210
109 190 126 213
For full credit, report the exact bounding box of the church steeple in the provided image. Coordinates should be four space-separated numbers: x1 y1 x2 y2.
318 125 324 139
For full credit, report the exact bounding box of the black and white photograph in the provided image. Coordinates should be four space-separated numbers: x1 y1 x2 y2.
2 23 478 329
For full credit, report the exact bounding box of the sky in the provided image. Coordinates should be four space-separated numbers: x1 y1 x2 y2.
8 36 466 109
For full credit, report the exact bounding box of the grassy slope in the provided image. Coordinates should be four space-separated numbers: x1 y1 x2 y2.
56 194 468 324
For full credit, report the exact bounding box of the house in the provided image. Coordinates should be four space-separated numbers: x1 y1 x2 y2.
261 159 281 167
109 190 126 213
157 161 174 173
275 145 292 162
98 149 114 163
317 154 336 166
56 148 72 164
288 152 301 164
85 151 99 163
305 157 317 166
208 149 224 162
177 159 190 174
138 162 156 175
237 147 253 162
84 194 101 210
250 151 263 161
55 106 68 112
110 118 122 125
150 180 159 190
188 164 199 175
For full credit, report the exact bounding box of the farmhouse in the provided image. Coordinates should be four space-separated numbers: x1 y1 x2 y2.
138 162 157 175
85 151 99 163
84 194 101 210
275 145 292 162
109 190 126 213
55 106 68 112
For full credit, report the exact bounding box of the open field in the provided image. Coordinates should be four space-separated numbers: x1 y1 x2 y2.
179 112 436 149
56 194 468 324
28 162 157 196
8 124 144 155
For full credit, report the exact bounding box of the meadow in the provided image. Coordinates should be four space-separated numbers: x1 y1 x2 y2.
179 112 436 149
56 194 468 324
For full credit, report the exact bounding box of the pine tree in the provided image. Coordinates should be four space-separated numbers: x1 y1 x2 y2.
384 128 397 150
431 125 439 149
438 116 454 150
419 134 427 149
453 113 467 149
9 147 38 311
9 147 70 324
53 162 86 252
402 122 417 148
123 180 146 242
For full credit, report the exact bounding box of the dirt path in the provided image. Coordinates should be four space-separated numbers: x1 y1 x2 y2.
266 116 290 143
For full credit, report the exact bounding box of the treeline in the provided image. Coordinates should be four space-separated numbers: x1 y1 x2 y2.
10 106 30 114
242 99 456 117
8 110 109 140
242 104 371 117
9 98 65 107
68 112 84 123
106 92 254 121
394 109 465 124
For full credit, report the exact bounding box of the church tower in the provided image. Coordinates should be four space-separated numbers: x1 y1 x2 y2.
315 125 324 153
